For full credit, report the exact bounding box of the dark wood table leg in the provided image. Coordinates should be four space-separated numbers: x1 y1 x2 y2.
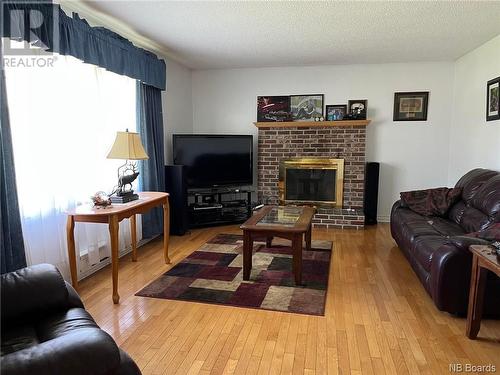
266 236 273 248
466 254 488 339
292 233 303 285
243 231 253 281
305 225 312 252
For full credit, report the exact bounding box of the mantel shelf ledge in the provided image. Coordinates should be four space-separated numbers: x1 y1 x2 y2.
253 120 371 128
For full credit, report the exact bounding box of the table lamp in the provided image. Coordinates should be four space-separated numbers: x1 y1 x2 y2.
107 129 148 203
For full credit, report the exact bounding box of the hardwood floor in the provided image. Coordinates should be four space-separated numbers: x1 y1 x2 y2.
78 224 500 374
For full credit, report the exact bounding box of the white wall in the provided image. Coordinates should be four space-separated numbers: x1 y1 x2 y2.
163 58 193 164
192 63 455 221
448 35 500 184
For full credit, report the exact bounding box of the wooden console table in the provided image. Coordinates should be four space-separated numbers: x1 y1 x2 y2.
466 245 500 339
66 192 170 304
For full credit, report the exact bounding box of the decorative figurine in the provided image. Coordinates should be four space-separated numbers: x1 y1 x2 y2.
91 191 112 208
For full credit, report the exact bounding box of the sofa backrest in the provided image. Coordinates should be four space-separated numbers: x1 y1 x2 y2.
448 168 500 233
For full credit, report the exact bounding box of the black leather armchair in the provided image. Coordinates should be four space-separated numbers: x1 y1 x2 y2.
1 264 141 375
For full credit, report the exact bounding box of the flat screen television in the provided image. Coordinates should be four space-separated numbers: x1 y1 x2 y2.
173 134 253 189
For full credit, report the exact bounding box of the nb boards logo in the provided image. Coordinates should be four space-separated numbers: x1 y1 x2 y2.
449 363 497 373
1 0 58 68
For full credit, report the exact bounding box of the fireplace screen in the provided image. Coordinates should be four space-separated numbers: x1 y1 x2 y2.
279 158 344 207
286 168 336 202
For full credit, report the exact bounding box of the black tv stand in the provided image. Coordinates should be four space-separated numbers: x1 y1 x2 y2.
188 188 253 228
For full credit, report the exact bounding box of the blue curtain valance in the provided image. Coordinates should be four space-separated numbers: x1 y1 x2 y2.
2 1 166 90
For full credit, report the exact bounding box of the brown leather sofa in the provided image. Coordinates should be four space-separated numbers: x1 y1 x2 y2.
1 264 141 375
391 168 500 315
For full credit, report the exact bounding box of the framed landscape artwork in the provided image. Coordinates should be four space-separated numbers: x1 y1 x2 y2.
290 94 324 121
325 104 347 121
393 92 429 121
486 77 499 121
347 100 367 119
257 96 291 122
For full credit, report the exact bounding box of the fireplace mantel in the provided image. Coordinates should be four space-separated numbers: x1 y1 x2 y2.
253 119 371 128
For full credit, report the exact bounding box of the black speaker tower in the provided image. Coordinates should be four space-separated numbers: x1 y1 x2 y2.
364 162 380 225
165 165 189 235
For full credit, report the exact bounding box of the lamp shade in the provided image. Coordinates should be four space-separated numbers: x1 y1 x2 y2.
107 131 149 160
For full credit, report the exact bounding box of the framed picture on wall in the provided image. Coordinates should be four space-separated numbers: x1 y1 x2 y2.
290 94 324 121
393 92 429 121
486 77 500 121
257 96 291 122
325 104 347 121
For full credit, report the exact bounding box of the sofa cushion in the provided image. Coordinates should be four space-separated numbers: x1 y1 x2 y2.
1 264 69 322
393 206 429 224
396 214 464 244
1 329 121 375
461 206 492 233
37 308 99 342
471 175 500 219
448 201 466 225
426 217 465 237
454 168 498 204
1 325 39 356
1 308 100 358
467 223 500 241
401 221 439 243
400 187 462 217
412 235 449 272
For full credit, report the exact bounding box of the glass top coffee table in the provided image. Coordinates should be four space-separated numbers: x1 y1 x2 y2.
240 205 316 285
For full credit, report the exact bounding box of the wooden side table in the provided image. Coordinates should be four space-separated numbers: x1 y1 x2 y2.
466 245 500 339
66 192 170 304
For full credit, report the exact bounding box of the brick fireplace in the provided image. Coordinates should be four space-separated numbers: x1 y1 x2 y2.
256 121 368 229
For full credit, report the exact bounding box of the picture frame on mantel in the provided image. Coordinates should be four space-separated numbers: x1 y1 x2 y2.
326 105 348 121
486 77 499 121
257 96 291 122
393 92 429 121
290 94 324 121
347 100 367 120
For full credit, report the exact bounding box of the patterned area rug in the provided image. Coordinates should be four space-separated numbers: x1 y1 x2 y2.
136 234 333 315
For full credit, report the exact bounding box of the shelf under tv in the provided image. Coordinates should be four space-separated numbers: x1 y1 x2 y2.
187 187 253 229
253 119 371 128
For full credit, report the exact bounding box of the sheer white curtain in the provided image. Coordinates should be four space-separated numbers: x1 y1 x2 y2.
4 50 141 280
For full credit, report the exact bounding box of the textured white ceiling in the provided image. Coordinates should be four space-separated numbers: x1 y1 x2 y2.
87 1 500 69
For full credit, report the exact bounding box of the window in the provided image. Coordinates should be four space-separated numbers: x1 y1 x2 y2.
5 48 139 279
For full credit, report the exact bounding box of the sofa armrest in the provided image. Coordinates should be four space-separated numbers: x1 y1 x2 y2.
1 264 70 321
117 349 142 375
430 236 490 315
443 236 490 252
65 281 84 309
430 244 471 315
0 329 121 375
391 199 404 212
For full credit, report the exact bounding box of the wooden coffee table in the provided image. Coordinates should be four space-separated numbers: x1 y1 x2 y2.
240 206 316 285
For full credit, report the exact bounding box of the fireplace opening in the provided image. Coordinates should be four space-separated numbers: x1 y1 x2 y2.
279 158 344 207
286 169 336 202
